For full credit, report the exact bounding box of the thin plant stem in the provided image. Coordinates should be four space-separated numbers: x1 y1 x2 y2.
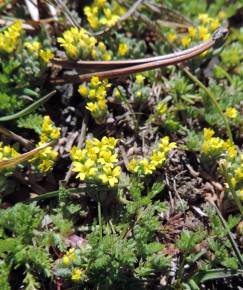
213 204 243 267
183 68 233 143
98 200 103 240
226 174 243 216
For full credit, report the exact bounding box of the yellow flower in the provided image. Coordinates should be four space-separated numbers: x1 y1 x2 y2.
78 85 89 97
218 11 226 20
101 136 118 148
225 107 238 119
50 128 61 140
227 145 237 160
42 116 52 133
203 128 215 140
156 103 167 115
98 165 121 187
135 74 145 85
188 26 197 38
72 159 97 180
98 150 118 164
24 41 41 53
39 49 54 63
151 151 166 166
181 35 191 47
38 158 54 173
198 13 210 24
139 159 156 175
127 159 138 173
238 189 243 201
95 0 106 7
71 268 82 281
0 21 22 54
198 26 209 40
118 43 129 57
97 99 107 110
86 102 98 112
210 19 220 30
114 88 121 98
98 41 106 51
70 146 86 161
167 32 176 43
102 51 112 60
63 255 71 265
91 76 101 87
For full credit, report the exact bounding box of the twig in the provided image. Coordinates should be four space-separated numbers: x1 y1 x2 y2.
0 126 33 149
46 0 80 28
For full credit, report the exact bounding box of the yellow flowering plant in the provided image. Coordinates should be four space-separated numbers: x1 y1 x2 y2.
218 151 243 214
70 136 121 188
57 27 112 60
131 74 150 101
200 128 238 170
30 116 60 173
166 12 222 52
0 21 54 116
24 40 54 63
0 20 22 54
78 76 111 124
84 0 126 31
127 136 176 176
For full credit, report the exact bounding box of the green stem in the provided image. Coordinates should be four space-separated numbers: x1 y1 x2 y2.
183 68 233 143
98 200 103 240
226 174 243 216
213 204 243 267
219 66 233 84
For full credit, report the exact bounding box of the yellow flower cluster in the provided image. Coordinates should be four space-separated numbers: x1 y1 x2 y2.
155 102 167 116
30 116 60 173
132 74 147 99
79 76 111 124
71 268 84 281
117 43 129 57
166 12 223 50
0 143 19 161
0 21 22 54
70 136 121 187
225 107 238 119
24 40 54 63
127 137 176 175
57 27 112 60
84 0 126 30
220 152 243 201
231 155 243 200
62 248 78 265
61 248 86 281
201 128 237 161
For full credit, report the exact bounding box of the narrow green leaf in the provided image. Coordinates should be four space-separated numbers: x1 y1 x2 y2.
191 268 243 283
0 90 56 122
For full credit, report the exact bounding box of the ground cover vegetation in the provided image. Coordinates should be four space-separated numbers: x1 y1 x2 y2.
0 0 242 289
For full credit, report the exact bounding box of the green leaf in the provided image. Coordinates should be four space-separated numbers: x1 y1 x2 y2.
0 238 18 253
17 113 43 135
191 268 243 284
0 90 56 122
